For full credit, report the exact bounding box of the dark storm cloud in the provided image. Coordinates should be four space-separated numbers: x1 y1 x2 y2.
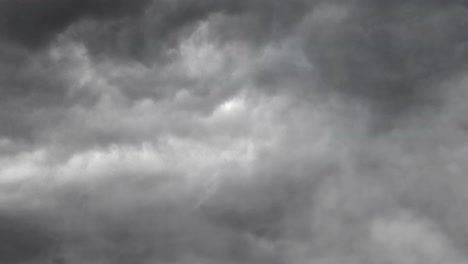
0 0 312 143
65 0 313 64
0 211 58 263
0 0 150 49
0 0 148 142
304 0 468 130
84 0 468 130
2 0 467 120
0 0 313 56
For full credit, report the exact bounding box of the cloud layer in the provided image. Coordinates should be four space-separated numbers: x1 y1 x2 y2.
1 0 468 263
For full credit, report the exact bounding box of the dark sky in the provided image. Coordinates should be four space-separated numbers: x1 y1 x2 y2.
1 0 468 263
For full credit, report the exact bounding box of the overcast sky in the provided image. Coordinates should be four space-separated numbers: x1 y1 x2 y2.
1 0 468 263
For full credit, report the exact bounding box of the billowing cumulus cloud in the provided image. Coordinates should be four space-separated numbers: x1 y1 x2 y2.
1 0 468 263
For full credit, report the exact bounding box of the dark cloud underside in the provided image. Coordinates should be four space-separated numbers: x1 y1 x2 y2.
306 0 468 130
0 0 150 48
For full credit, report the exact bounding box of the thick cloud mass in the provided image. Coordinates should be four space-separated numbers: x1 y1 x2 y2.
305 0 468 130
1 0 468 263
0 0 150 48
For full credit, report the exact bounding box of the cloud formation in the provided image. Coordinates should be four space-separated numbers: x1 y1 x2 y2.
1 0 468 263
0 0 150 48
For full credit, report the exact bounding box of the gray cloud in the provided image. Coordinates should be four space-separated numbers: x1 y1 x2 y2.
0 0 150 49
0 211 58 263
303 0 468 130
2 0 468 263
62 0 313 65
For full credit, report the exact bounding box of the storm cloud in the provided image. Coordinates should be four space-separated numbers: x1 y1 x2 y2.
1 0 468 263
0 0 150 48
